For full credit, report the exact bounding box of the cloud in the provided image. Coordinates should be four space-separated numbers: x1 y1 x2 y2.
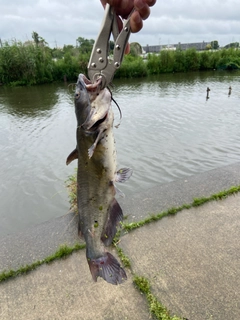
0 0 239 48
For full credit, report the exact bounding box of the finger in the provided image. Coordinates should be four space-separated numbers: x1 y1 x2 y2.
115 16 130 53
116 15 123 31
134 0 150 20
145 0 157 7
130 11 143 33
107 0 124 6
107 0 134 18
100 0 107 7
125 43 130 54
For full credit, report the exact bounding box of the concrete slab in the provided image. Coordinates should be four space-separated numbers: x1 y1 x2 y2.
120 193 240 320
0 211 80 273
120 161 240 224
1 162 240 274
0 248 149 320
1 164 240 320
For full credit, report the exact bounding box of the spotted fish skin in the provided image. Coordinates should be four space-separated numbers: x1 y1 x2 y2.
67 74 132 285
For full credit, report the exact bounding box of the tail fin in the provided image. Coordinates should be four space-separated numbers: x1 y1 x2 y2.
87 252 127 285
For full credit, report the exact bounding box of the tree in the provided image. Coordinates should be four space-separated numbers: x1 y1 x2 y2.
32 31 48 47
210 40 219 50
109 40 114 52
224 42 239 49
76 37 94 54
130 42 143 56
51 47 64 59
32 31 40 46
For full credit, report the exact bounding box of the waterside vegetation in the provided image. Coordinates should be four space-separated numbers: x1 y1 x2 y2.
1 33 240 86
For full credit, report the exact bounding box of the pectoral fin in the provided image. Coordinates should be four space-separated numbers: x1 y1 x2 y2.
66 148 78 165
115 167 133 183
88 128 105 159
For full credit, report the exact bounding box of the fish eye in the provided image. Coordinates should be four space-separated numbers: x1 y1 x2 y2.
75 92 80 99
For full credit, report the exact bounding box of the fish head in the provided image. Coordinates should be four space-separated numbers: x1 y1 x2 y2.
74 74 92 127
75 74 112 131
81 82 112 133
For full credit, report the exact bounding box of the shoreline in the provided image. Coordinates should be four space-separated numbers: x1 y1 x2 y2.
1 161 240 273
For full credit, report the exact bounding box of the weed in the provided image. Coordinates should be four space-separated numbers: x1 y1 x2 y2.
133 275 183 320
0 243 85 283
115 246 131 268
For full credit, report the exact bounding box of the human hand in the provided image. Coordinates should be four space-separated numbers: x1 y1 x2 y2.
100 0 157 33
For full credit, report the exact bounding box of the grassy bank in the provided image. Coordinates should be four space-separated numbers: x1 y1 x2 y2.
0 38 240 86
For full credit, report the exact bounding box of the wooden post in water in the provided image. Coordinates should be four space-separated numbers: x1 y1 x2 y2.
206 87 210 100
228 86 232 97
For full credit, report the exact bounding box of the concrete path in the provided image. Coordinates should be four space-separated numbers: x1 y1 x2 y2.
1 164 240 319
0 248 149 320
120 194 240 320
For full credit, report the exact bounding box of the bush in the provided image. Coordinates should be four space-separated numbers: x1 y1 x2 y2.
0 40 55 85
159 50 175 73
146 53 161 74
115 55 148 78
1 38 240 86
173 49 186 72
185 48 200 71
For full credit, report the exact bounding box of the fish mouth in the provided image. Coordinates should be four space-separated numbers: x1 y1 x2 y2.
79 74 110 132
82 74 102 92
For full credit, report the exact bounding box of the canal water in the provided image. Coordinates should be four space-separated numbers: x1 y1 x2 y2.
1 70 240 236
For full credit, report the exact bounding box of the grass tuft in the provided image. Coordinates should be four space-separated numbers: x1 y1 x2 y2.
115 246 131 268
117 185 240 235
0 243 85 283
133 275 183 320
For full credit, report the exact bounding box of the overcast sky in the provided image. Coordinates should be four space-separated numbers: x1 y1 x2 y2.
1 0 239 48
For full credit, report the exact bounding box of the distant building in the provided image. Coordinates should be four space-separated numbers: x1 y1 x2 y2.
143 41 211 53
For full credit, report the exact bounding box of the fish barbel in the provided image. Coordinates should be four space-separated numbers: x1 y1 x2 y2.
67 74 132 285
